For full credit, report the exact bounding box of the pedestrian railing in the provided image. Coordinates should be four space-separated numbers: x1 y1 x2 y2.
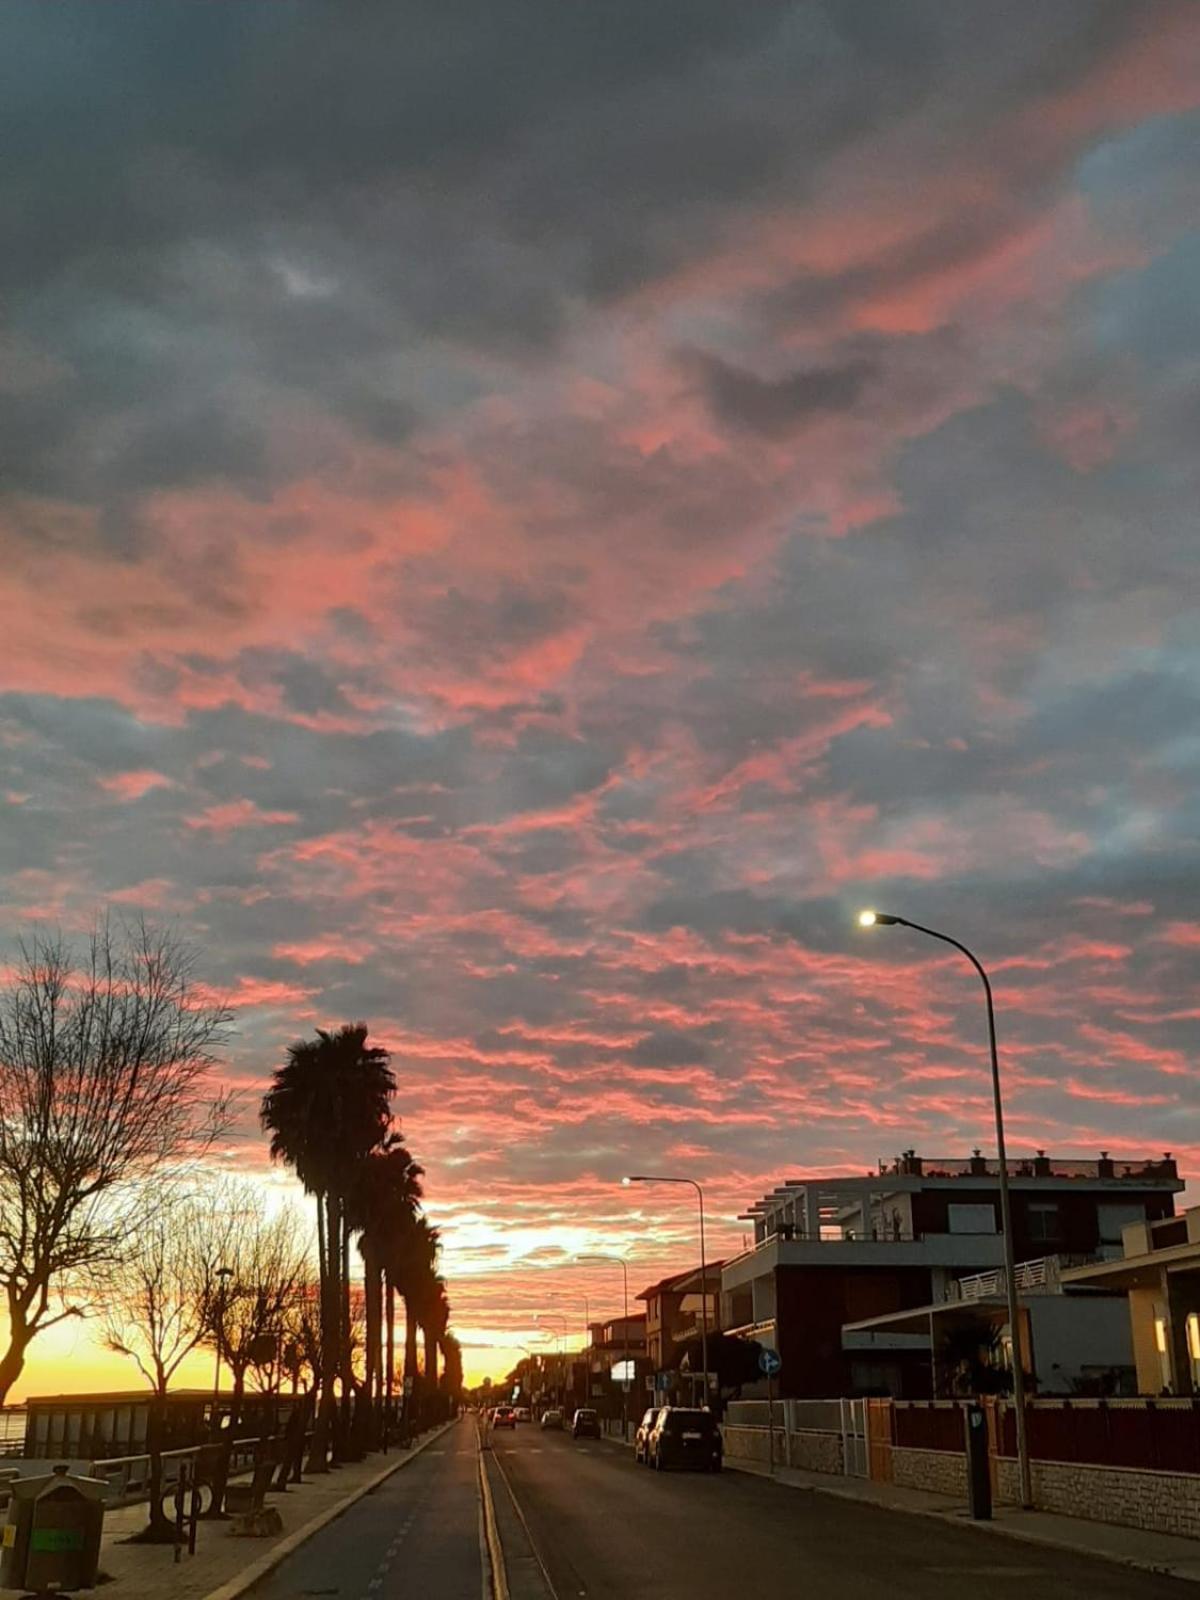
92 1437 263 1507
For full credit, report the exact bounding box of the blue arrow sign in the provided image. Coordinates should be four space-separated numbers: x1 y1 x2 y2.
759 1347 781 1376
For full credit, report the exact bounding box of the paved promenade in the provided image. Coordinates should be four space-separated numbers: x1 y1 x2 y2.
0 1423 456 1600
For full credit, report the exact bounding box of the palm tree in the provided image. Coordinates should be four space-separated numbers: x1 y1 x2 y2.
260 1023 394 1467
421 1275 449 1414
440 1331 463 1413
349 1137 423 1448
391 1215 438 1434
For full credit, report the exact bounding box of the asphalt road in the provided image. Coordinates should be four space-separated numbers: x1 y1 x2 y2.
253 1420 482 1600
489 1425 1189 1600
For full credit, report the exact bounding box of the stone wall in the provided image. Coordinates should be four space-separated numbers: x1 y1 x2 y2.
721 1425 780 1467
789 1429 844 1474
890 1447 967 1497
995 1456 1200 1539
721 1425 843 1474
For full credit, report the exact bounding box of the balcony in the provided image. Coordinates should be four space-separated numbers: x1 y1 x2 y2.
722 1228 1008 1289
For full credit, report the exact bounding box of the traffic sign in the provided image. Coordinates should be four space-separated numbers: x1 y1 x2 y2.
758 1348 781 1377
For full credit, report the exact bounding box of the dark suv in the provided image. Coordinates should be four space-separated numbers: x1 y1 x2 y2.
572 1407 601 1439
647 1407 722 1472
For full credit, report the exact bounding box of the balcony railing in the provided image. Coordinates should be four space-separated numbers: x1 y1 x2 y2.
877 1156 1177 1181
949 1255 1095 1301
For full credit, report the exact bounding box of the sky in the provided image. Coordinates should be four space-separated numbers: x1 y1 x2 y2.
2 1 1199 1394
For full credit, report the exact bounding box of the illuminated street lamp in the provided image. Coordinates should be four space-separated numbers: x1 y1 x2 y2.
623 1175 709 1406
578 1252 632 1438
857 909 1032 1509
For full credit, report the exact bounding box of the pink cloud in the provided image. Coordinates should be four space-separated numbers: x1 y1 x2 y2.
184 800 300 834
97 769 174 801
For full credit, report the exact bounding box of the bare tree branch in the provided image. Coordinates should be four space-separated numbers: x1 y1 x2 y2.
0 915 231 1401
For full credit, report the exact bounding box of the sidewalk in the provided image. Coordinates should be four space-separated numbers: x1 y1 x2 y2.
726 1455 1200 1585
0 1424 455 1600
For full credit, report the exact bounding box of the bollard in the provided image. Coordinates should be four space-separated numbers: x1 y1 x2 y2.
964 1402 992 1520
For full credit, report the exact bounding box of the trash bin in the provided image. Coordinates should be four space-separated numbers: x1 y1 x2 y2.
1 1464 108 1592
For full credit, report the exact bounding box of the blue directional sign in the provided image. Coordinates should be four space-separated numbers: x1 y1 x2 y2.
758 1347 781 1377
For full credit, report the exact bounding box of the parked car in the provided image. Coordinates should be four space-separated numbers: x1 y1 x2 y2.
647 1407 722 1472
635 1406 663 1464
515 1406 532 1423
491 1404 518 1430
540 1408 564 1430
572 1407 601 1439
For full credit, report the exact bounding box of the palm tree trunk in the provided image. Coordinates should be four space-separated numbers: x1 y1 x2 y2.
361 1238 382 1448
403 1293 419 1436
327 1191 345 1463
339 1207 357 1457
423 1322 437 1394
384 1268 395 1437
307 1191 333 1473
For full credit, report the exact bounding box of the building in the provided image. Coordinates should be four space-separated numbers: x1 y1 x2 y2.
1062 1207 1200 1394
18 1388 302 1462
841 1254 1136 1396
638 1263 724 1397
586 1313 647 1382
722 1150 1181 1398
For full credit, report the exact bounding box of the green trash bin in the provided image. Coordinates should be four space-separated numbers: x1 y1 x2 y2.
0 1465 108 1592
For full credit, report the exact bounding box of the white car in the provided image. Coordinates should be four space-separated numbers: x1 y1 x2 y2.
515 1405 532 1423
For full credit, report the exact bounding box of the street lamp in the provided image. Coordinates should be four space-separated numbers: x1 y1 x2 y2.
857 909 1033 1509
212 1266 234 1428
623 1175 709 1407
533 1322 570 1407
578 1252 631 1438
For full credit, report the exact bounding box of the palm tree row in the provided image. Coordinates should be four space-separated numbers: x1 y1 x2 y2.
259 1023 456 1466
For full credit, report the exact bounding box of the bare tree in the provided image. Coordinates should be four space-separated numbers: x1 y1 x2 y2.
102 1191 236 1539
0 917 230 1402
200 1182 312 1413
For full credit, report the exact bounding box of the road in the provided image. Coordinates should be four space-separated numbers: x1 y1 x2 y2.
488 1424 1189 1600
253 1419 483 1600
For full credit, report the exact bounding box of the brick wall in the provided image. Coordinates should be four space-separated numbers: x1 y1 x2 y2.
994 1456 1200 1539
890 1447 967 1496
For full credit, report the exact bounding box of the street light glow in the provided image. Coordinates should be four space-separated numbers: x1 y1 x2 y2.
857 909 900 927
858 909 877 926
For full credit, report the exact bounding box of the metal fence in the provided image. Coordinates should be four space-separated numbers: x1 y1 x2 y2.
92 1437 262 1507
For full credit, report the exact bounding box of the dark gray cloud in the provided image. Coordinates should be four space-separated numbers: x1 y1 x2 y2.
685 351 876 435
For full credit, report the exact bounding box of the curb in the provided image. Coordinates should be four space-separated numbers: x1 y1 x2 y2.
476 1445 508 1600
198 1419 459 1600
724 1457 1200 1585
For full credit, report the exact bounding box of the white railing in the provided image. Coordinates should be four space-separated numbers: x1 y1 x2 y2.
952 1257 1063 1301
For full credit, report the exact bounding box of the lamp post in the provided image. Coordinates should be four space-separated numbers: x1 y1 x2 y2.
857 909 1033 1509
212 1265 234 1431
578 1252 631 1438
623 1175 709 1407
534 1315 570 1405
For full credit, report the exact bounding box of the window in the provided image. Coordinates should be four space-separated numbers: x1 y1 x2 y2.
1027 1202 1060 1242
1097 1203 1145 1245
948 1203 997 1234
